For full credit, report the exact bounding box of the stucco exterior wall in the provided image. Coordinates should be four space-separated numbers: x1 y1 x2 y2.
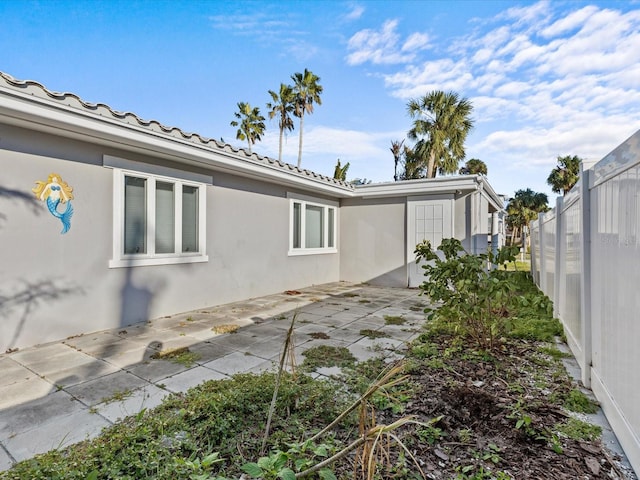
454 193 472 251
339 197 407 287
0 125 339 351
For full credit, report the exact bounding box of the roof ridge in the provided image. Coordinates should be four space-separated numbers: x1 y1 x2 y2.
0 71 353 190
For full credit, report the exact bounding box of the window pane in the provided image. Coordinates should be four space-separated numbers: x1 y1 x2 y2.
328 208 335 248
124 176 146 254
305 205 324 248
293 202 302 248
155 181 175 254
182 185 199 252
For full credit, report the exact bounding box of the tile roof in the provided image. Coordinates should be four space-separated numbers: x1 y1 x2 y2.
0 71 353 190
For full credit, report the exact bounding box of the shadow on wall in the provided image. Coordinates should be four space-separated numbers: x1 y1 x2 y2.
0 278 84 352
119 266 165 328
0 185 42 228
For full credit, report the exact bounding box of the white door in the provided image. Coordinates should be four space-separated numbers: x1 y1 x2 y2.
407 196 453 287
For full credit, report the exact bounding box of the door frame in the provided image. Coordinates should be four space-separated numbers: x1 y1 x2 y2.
407 194 455 288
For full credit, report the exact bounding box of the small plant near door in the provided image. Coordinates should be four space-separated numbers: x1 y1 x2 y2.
415 238 521 351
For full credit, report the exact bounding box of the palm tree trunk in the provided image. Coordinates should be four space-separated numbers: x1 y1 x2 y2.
427 151 437 178
278 127 284 163
297 113 305 168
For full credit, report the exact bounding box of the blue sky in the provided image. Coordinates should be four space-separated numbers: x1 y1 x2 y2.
2 0 639 200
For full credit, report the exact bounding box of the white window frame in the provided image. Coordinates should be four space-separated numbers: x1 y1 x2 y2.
106 158 209 268
288 193 338 256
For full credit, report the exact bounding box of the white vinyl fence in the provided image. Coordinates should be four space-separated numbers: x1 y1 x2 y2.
530 129 640 475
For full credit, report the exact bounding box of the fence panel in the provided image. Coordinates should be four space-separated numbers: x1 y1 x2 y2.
540 210 556 300
589 138 640 471
558 186 583 369
530 130 640 474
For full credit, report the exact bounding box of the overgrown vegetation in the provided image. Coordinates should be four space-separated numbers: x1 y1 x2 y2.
415 238 560 350
2 241 622 480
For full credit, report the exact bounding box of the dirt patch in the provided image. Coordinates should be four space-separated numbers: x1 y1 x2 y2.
369 336 634 479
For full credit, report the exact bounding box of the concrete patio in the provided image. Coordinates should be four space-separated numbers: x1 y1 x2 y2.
0 282 427 471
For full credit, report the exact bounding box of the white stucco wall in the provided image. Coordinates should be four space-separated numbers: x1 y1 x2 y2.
0 125 340 351
339 197 407 287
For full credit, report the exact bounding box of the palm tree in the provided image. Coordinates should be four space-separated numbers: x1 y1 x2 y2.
407 91 474 178
547 155 581 196
398 145 425 180
459 158 487 175
390 139 404 181
506 188 549 247
291 69 323 168
333 159 350 181
230 102 266 154
266 84 295 163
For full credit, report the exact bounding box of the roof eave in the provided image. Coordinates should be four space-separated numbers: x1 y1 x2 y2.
0 84 354 198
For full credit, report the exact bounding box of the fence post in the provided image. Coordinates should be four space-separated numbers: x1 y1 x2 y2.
579 164 593 388
538 212 547 294
553 197 564 320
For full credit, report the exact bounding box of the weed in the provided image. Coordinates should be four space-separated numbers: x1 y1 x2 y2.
563 389 599 414
309 332 331 340
417 423 445 445
555 417 602 441
458 429 472 443
538 345 571 360
384 315 406 325
151 347 201 367
301 345 356 371
211 324 239 334
480 443 502 464
100 389 133 404
359 329 388 339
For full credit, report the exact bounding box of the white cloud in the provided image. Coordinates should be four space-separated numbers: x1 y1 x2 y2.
344 3 365 21
540 5 599 38
347 0 640 195
346 19 429 65
402 32 430 52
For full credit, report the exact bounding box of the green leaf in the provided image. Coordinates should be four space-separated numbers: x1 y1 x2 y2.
241 462 263 477
86 471 99 480
313 444 328 457
318 468 338 480
277 467 296 480
273 452 289 470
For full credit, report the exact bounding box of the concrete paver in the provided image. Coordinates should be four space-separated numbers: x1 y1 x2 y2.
161 366 228 393
95 384 170 423
0 446 13 472
0 282 425 472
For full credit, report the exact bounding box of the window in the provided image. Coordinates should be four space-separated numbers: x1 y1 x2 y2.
109 167 208 267
288 196 337 255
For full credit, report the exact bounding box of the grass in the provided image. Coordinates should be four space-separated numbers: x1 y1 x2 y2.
563 388 599 414
359 329 388 339
1 373 350 480
211 324 239 334
301 345 356 371
150 347 201 367
384 315 406 325
555 417 602 441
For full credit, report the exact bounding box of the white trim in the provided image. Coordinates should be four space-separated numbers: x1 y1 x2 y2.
287 195 338 256
109 167 208 268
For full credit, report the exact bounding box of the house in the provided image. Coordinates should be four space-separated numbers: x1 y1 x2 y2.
0 72 504 352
